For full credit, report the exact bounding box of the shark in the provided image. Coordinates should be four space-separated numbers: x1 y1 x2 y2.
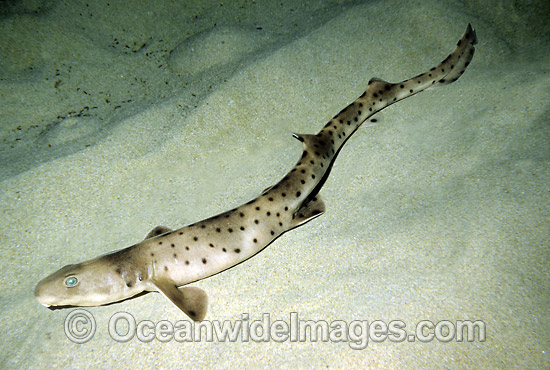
35 24 477 321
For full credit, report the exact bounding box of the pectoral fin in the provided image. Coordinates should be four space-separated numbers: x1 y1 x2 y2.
151 278 208 321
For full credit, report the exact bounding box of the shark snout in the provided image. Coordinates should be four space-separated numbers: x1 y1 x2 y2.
34 281 53 307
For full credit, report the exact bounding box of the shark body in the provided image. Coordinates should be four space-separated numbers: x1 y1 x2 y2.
35 25 477 320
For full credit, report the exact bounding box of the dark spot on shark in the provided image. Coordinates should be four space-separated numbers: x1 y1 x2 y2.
202 258 207 264
234 249 241 253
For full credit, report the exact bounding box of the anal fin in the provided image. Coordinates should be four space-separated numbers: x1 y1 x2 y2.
291 194 326 228
152 277 208 321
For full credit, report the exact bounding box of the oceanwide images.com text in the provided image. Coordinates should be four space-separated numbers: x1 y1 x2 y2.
64 310 486 349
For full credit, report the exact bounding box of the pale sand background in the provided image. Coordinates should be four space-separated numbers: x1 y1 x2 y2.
1 0 549 369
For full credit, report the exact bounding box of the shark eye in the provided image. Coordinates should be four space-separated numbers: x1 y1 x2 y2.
64 276 79 288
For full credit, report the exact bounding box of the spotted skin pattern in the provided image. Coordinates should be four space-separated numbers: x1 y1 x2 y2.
35 25 477 321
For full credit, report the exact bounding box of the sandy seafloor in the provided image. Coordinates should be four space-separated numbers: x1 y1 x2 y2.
1 0 549 369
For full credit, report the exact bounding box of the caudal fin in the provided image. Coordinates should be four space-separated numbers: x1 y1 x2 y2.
362 23 477 113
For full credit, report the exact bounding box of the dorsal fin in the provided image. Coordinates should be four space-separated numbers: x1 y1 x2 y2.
145 226 172 239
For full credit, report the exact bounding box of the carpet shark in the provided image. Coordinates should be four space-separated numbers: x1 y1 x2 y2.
35 24 477 321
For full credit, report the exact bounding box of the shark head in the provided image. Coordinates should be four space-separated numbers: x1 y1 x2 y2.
34 250 146 308
34 243 209 321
